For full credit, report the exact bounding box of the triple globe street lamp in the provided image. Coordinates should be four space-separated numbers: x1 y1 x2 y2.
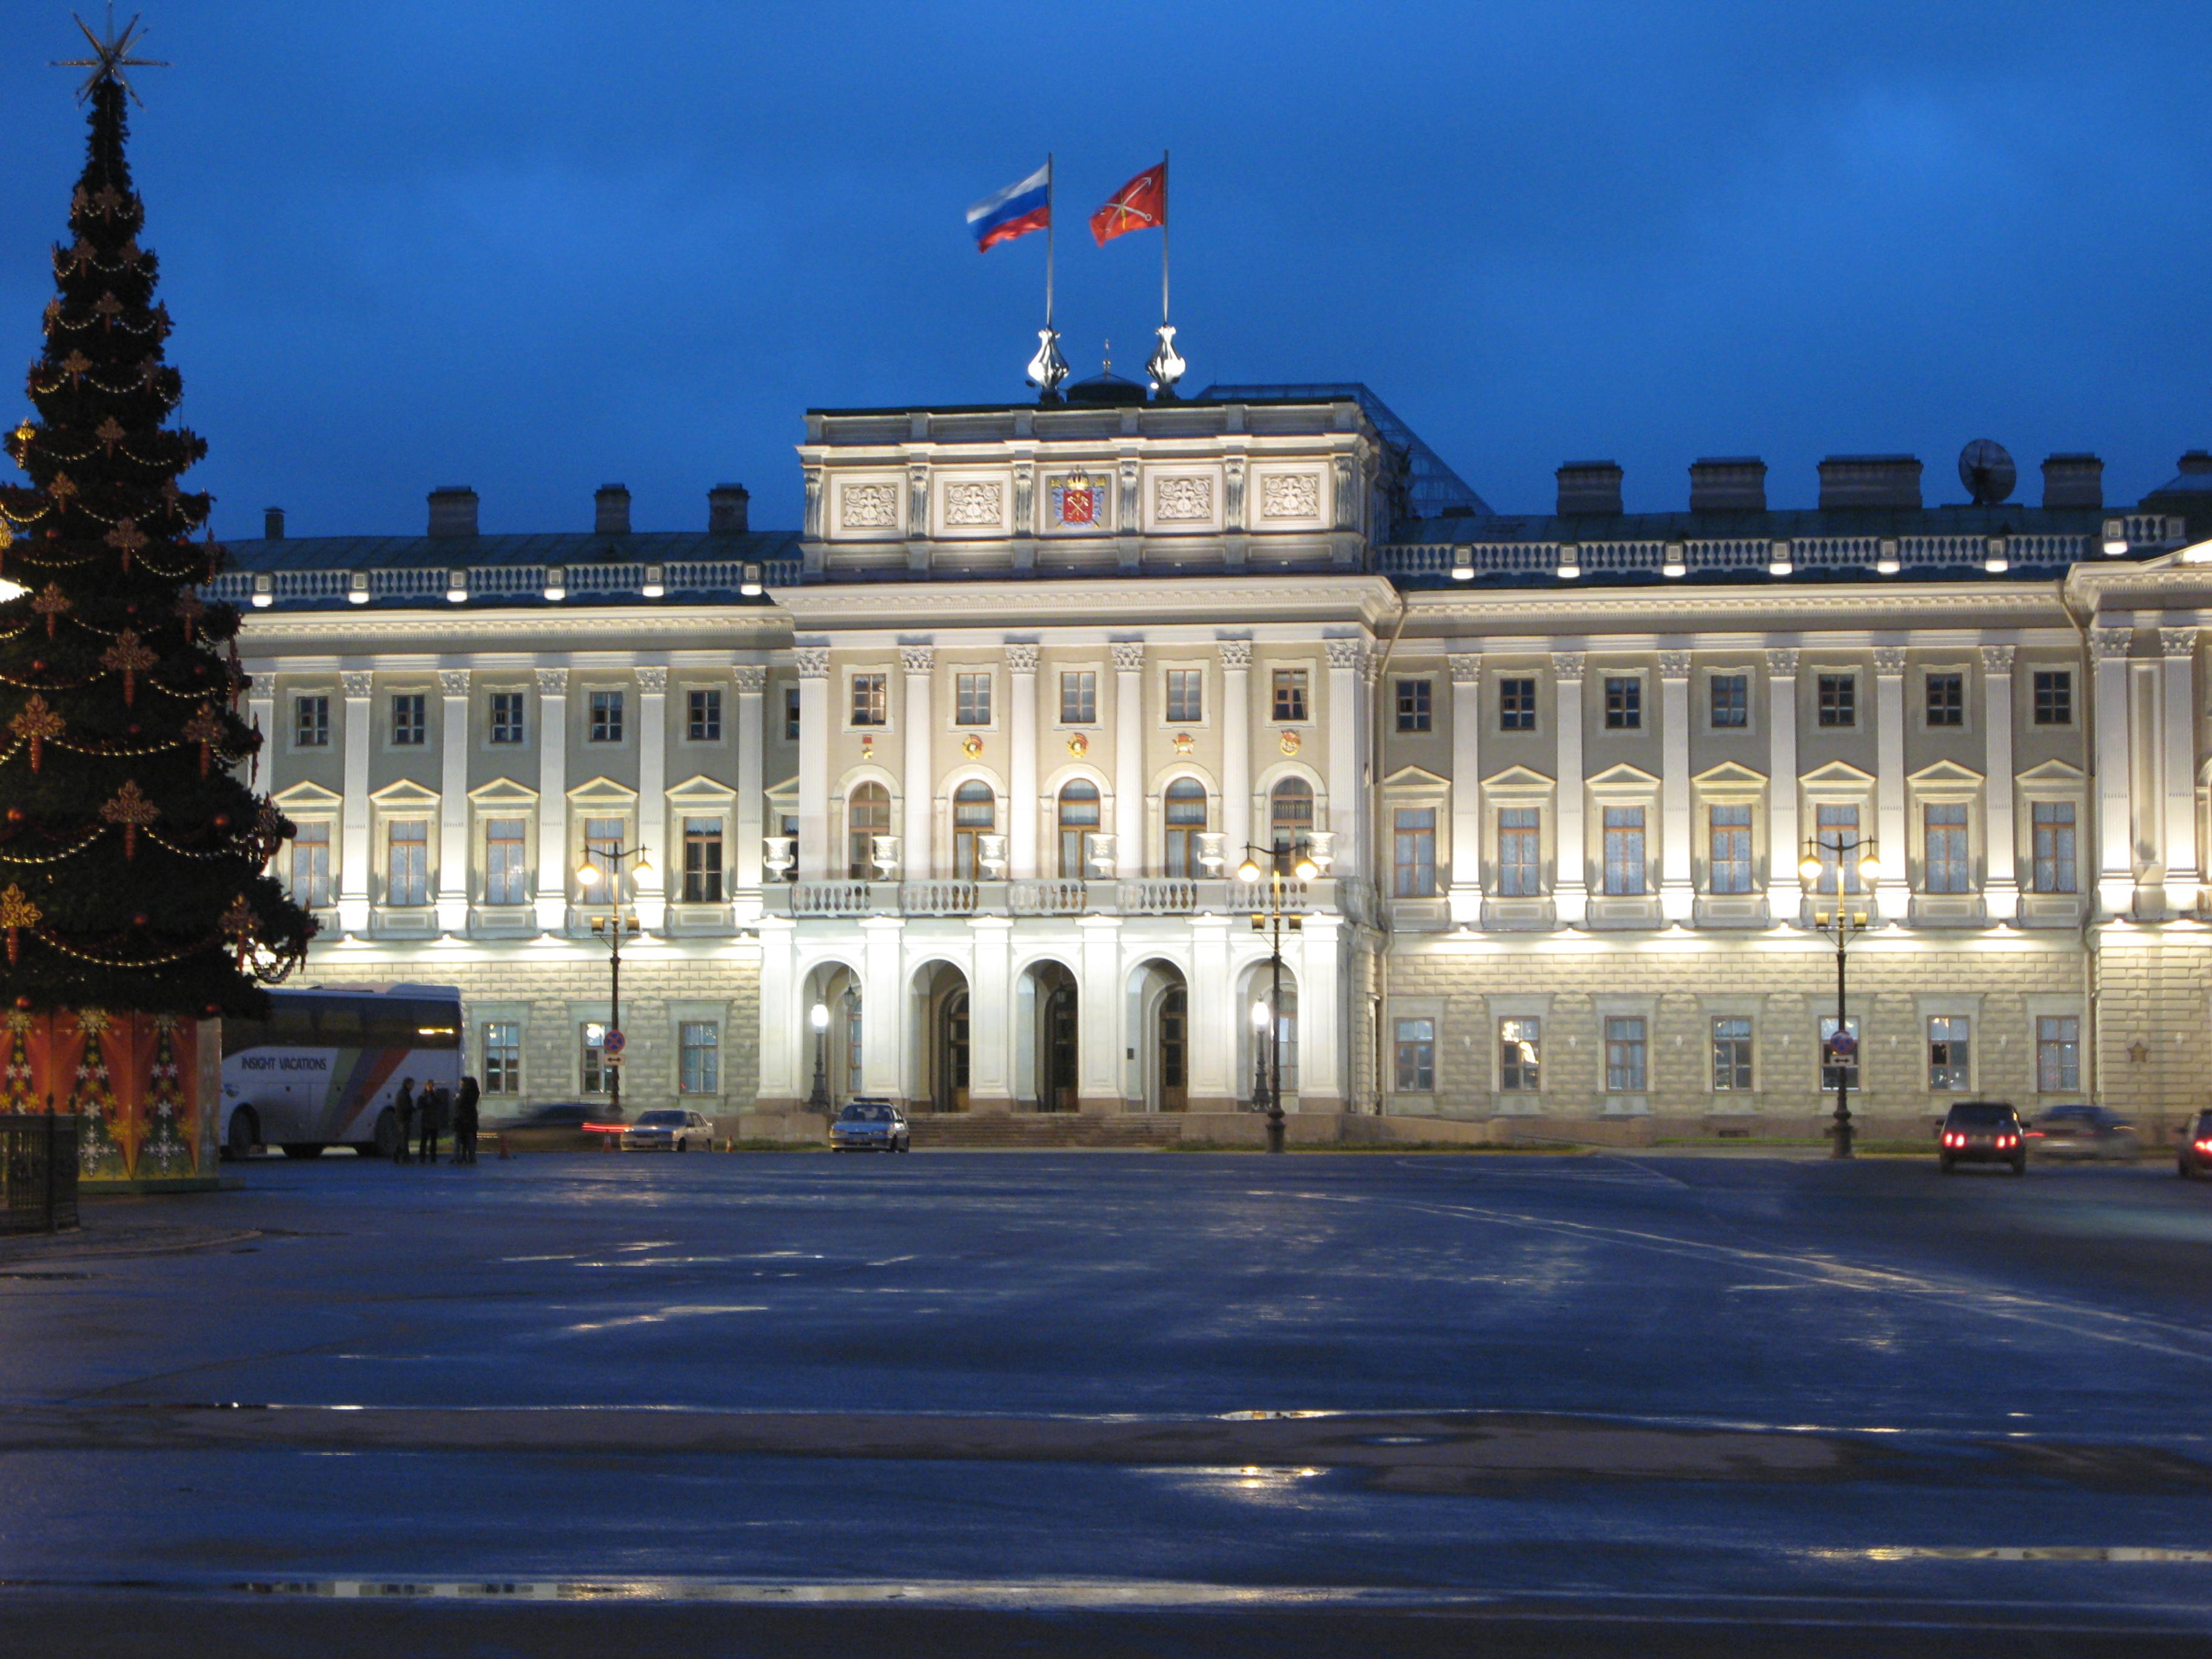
1797 831 1881 1161
1236 838 1321 1156
574 844 653 1124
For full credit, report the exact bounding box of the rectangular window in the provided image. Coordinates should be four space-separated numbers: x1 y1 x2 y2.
1394 1018 1435 1093
679 1021 720 1094
1925 671 1964 728
581 816 623 902
485 817 529 905
2037 1016 2080 1093
488 691 525 745
2033 670 2073 726
1709 674 1748 729
1272 668 1309 722
588 689 624 743
481 1022 521 1094
386 820 428 907
1924 802 1971 893
1815 803 1863 894
1602 805 1646 896
1604 675 1641 730
391 692 426 746
1498 1017 1541 1091
1498 807 1542 896
687 688 722 742
682 818 724 903
1498 676 1537 732
289 822 330 908
293 694 329 748
1060 670 1096 725
2031 801 2077 894
850 673 886 728
1928 1016 1971 1091
1395 678 1432 733
1605 1016 1646 1093
1820 1016 1862 1092
1393 807 1437 897
1817 673 1856 728
1708 803 1753 894
580 1023 608 1096
1712 1017 1752 1091
1165 669 1204 725
783 687 801 742
955 672 991 726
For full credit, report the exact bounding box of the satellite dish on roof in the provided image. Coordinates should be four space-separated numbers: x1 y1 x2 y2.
1959 439 2016 506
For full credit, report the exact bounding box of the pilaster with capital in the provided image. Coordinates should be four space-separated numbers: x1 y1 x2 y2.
337 669 375 933
1220 639 1252 856
633 665 669 928
2089 627 2135 915
1765 650 1800 894
1980 645 2019 920
795 646 833 882
1007 643 1040 879
902 645 935 882
2162 628 2201 912
532 665 571 931
1658 648 1694 922
1552 651 1587 924
733 665 767 897
1111 643 1145 869
1325 640 1367 877
1448 652 1482 916
435 667 472 934
1872 647 1908 890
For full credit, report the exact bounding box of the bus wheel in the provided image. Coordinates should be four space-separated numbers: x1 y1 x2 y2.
280 1144 326 1161
224 1107 258 1162
372 1108 400 1159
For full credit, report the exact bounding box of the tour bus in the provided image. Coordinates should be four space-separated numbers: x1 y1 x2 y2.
219 984 464 1160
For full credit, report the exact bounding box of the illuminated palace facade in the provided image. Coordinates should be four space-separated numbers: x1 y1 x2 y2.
223 382 2212 1140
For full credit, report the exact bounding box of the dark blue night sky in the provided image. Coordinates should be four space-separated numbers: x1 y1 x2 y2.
1 1 2204 538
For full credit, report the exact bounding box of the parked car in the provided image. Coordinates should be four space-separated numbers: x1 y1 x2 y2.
2027 1104 2139 1162
1939 1100 2028 1175
620 1108 714 1151
830 1098 910 1153
486 1102 622 1131
2179 1110 2212 1179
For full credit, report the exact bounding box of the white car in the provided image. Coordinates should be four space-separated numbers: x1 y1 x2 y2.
620 1108 714 1151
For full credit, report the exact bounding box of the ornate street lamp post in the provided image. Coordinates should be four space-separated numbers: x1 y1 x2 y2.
808 1000 832 1111
1798 832 1880 1160
1250 997 1271 1114
575 845 652 1125
1236 838 1321 1155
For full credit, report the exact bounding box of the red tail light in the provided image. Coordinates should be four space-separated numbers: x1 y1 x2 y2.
2194 1139 2212 1155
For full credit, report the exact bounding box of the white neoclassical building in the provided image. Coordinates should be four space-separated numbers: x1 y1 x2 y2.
219 380 2212 1142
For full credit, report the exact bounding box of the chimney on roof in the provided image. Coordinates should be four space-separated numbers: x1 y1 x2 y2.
2181 451 2212 476
263 506 285 540
1557 461 1623 517
1689 458 1766 514
427 486 479 538
708 483 749 535
595 484 632 536
1818 455 1921 511
2041 454 2104 510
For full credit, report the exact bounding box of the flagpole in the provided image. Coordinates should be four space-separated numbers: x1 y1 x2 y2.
1045 152 1056 333
1159 150 1170 327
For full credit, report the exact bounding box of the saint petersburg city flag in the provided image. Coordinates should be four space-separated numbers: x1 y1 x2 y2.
967 161 1052 251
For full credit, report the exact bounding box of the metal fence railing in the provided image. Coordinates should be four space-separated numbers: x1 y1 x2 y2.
0 1114 79 1234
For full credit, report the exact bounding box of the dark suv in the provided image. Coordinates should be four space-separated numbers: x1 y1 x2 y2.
2180 1110 2212 1180
1939 1100 2028 1176
2028 1104 2139 1162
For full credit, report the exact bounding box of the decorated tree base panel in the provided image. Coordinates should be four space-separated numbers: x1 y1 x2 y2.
2 1010 220 1190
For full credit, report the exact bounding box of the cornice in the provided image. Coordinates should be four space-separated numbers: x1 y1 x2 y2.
1403 583 2066 628
777 573 1399 630
238 606 786 649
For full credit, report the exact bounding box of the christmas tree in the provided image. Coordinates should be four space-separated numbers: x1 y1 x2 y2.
0 20 313 1021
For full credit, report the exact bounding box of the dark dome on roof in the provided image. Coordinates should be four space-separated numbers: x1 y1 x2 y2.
1066 369 1147 406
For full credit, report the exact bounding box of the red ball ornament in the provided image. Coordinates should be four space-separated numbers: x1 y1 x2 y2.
203 1002 220 1017
13 996 30 1011
30 660 44 672
213 814 230 829
4 808 21 823
132 913 149 928
127 723 140 736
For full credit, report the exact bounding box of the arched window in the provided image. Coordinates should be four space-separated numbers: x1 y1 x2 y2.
847 782 890 879
951 781 995 880
1057 780 1101 878
1164 778 1208 878
1270 777 1315 856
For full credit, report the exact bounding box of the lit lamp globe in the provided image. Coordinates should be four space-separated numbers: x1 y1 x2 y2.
1857 853 1881 884
1292 853 1319 882
1797 851 1823 884
1252 999 1271 1030
575 859 602 888
810 1002 830 1033
1236 856 1263 883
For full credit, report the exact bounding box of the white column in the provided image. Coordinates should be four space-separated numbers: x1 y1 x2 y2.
1112 643 1145 876
794 646 831 880
634 666 668 931
1296 914 1344 1111
1552 652 1586 925
1766 650 1800 899
1658 648 1693 923
532 666 569 932
902 645 934 882
337 669 373 936
1326 640 1365 877
1220 640 1252 861
734 666 766 903
435 668 471 935
1078 915 1124 1109
2091 627 2134 917
2162 628 2200 914
246 680 275 788
1981 646 2018 923
1874 649 1908 893
1007 644 1039 879
2133 654 2161 910
1189 914 1232 1106
1448 652 1481 921
969 917 1013 1107
862 916 903 1099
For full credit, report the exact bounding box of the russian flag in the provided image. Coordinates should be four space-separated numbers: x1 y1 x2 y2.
967 161 1051 252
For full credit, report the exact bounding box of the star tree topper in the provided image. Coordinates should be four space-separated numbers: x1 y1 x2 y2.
54 5 168 106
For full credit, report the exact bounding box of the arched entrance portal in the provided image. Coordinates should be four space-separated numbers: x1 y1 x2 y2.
801 961 862 1105
912 962 971 1113
1017 960 1079 1112
1130 959 1190 1113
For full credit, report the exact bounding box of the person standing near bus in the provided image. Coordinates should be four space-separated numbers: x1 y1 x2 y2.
454 1075 480 1165
418 1082 443 1165
392 1079 416 1165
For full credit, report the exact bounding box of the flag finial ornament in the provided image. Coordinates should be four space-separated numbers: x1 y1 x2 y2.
1147 324 1187 396
1026 329 1068 399
54 5 168 106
